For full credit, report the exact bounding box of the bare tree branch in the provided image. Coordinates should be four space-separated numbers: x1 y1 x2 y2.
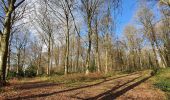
14 0 25 10
1 0 8 12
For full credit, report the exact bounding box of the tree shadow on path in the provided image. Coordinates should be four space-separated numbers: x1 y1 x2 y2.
84 75 152 100
8 73 138 100
14 81 60 90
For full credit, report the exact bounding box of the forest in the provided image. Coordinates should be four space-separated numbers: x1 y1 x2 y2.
0 0 170 100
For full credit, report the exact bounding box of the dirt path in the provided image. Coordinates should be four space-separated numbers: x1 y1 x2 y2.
0 72 166 100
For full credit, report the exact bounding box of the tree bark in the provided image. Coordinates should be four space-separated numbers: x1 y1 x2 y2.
64 15 69 75
76 36 80 72
85 19 92 75
0 10 13 82
47 36 51 75
151 42 159 68
16 51 21 75
95 17 100 72
105 34 109 74
37 47 42 75
6 47 11 78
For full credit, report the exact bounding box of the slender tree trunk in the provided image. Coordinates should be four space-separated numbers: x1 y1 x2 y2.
64 16 69 75
47 37 51 75
95 17 100 72
133 51 136 71
16 51 20 75
37 47 42 75
138 49 143 70
58 46 60 67
96 50 100 72
105 48 108 73
76 36 80 72
50 41 54 73
105 34 108 74
72 35 75 72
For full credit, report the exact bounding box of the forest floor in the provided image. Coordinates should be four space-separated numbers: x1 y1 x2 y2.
0 70 168 100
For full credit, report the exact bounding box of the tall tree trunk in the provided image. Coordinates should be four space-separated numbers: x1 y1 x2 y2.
95 17 100 72
85 19 92 75
0 6 14 83
37 47 42 75
132 51 136 71
76 36 80 72
105 34 108 74
6 47 11 77
155 42 167 68
152 26 167 68
57 46 60 68
47 37 51 75
138 48 143 70
64 16 69 75
151 42 159 68
105 48 108 73
0 36 9 82
16 51 21 75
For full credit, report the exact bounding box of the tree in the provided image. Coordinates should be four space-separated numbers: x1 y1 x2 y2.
0 0 25 83
93 15 101 72
48 0 76 75
30 38 43 75
136 6 160 68
124 24 144 71
33 0 55 75
12 29 29 75
80 0 102 75
100 8 114 73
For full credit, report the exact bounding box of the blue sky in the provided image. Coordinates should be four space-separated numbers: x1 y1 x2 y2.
115 0 138 37
115 0 161 37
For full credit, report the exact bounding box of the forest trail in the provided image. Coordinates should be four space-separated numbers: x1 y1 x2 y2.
0 71 166 100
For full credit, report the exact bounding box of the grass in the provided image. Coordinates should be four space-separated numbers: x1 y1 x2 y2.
151 68 170 99
46 71 127 87
48 72 111 87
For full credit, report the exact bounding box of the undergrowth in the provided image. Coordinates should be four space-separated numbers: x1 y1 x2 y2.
49 73 107 84
153 68 170 99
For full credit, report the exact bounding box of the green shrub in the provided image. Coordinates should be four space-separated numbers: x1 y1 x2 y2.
7 71 17 79
155 80 170 92
24 65 36 77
